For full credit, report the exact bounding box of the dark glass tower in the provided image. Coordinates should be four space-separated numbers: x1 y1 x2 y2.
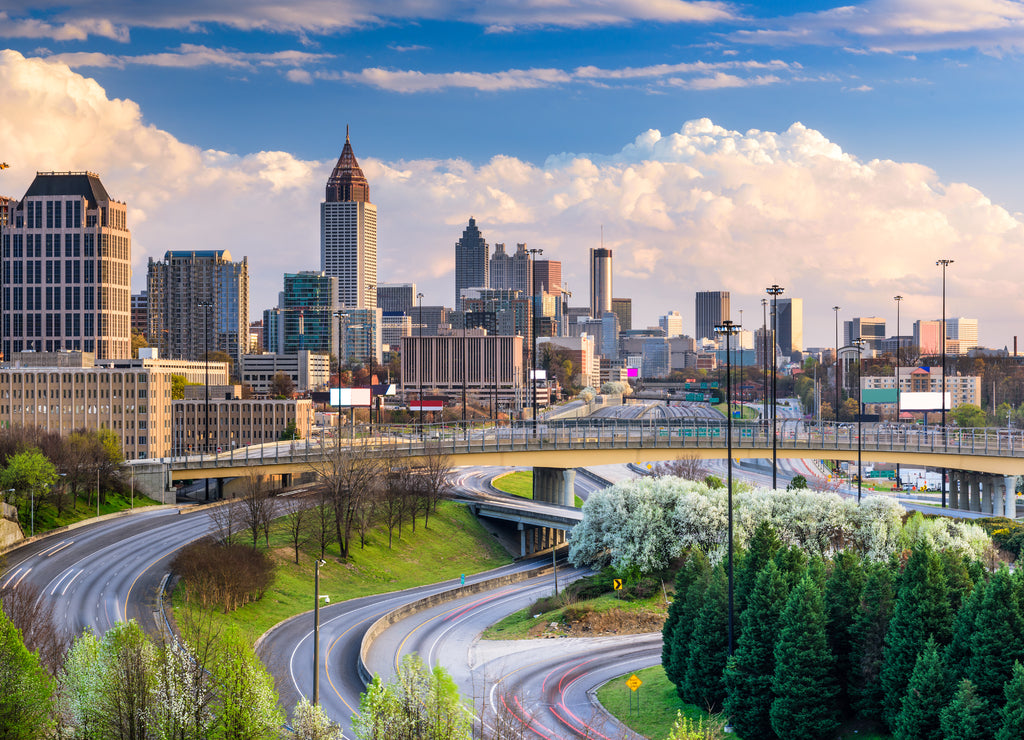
454 217 489 310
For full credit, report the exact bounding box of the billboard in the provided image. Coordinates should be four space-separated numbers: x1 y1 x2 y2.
900 392 950 411
627 367 639 378
330 388 372 407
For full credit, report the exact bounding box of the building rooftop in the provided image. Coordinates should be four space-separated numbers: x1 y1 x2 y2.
21 171 114 209
325 127 370 203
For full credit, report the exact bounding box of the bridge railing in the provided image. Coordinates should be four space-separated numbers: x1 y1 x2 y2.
166 419 1024 471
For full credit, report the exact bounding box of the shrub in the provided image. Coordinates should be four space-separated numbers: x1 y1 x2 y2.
172 540 275 613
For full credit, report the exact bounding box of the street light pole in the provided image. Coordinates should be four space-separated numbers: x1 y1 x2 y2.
894 295 903 487
417 293 425 431
833 306 841 420
715 320 740 657
761 298 768 418
527 247 543 432
853 338 865 504
937 259 953 507
313 558 326 705
198 300 212 502
766 285 784 489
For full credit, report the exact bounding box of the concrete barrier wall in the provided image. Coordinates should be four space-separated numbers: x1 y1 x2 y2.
357 565 553 686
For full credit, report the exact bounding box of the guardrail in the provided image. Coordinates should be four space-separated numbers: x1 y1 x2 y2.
163 419 1024 473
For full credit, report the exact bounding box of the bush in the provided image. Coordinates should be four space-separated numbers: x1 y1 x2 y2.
172 540 275 613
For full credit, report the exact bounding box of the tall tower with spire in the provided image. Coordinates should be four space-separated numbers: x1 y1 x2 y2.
321 127 377 310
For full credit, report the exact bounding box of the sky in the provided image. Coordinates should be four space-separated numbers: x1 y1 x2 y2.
1 0 1024 349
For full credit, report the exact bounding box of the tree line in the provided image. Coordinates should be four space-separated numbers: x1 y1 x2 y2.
663 524 1024 740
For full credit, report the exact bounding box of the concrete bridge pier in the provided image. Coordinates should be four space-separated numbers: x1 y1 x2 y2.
129 461 176 504
517 523 568 558
1004 476 1018 518
982 477 994 514
949 472 962 509
532 467 576 507
969 474 982 512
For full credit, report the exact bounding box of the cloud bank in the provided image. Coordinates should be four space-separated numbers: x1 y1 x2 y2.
1 49 1020 345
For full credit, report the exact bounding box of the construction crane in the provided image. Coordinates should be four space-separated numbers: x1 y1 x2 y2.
0 163 9 170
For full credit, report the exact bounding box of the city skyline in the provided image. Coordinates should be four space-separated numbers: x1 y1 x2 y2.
2 4 1024 346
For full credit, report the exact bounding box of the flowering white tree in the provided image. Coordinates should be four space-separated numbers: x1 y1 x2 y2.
569 478 991 574
292 697 345 739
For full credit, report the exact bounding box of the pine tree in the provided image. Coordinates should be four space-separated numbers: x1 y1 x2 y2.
772 545 808 591
941 550 975 613
734 521 782 615
666 550 712 695
893 637 950 740
724 559 788 739
880 542 951 728
824 549 864 713
770 575 839 740
940 679 989 740
946 579 985 685
682 563 729 711
997 661 1024 740
663 550 711 690
967 567 1024 700
850 561 895 719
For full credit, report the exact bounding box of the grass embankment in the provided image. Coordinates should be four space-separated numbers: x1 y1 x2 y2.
483 591 666 640
711 403 759 420
492 471 584 507
597 665 892 740
20 488 160 535
175 500 513 640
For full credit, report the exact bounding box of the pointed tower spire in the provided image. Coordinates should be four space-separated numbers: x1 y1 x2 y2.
326 127 369 203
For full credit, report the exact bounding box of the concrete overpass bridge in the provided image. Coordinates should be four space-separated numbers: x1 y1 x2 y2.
131 418 1024 536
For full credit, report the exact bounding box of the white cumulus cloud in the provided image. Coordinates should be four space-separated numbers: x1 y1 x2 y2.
0 50 1020 346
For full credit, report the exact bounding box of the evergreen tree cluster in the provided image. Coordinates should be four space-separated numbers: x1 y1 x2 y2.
662 526 1024 740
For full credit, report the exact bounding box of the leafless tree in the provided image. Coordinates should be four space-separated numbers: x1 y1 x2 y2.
309 487 335 560
414 442 452 528
309 443 384 559
0 581 70 674
653 453 708 481
379 466 412 548
269 372 296 399
208 501 241 546
282 494 313 564
239 473 273 549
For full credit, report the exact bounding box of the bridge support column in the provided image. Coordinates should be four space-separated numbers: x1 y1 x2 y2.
1005 477 1018 519
969 474 982 513
533 467 576 507
949 472 961 509
982 476 994 515
518 523 526 558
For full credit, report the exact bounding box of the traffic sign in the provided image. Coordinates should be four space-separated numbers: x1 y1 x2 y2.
626 674 642 692
612 579 623 590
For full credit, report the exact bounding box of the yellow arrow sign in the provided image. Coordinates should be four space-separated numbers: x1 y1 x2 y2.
612 578 623 590
626 674 642 691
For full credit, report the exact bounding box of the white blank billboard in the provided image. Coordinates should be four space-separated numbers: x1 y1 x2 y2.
330 388 372 407
900 392 950 411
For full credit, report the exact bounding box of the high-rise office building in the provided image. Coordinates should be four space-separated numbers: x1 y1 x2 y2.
147 249 250 366
946 317 979 354
611 298 632 333
659 310 683 338
321 129 376 311
534 260 562 297
263 271 339 356
1 171 132 359
844 317 886 351
695 291 730 342
377 283 416 314
914 320 943 355
131 291 149 340
0 195 13 227
490 243 532 295
338 308 382 367
776 298 804 354
455 218 489 310
589 247 612 318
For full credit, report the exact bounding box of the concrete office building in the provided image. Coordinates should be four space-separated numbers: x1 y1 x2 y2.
914 320 943 355
1 171 132 359
131 292 148 339
537 334 599 390
401 332 524 410
322 129 376 311
377 283 416 314
239 351 330 395
263 271 339 357
589 248 612 319
454 218 489 310
381 312 413 350
946 317 979 354
659 310 683 338
147 249 250 367
490 243 532 295
844 317 886 351
695 291 729 342
173 397 312 455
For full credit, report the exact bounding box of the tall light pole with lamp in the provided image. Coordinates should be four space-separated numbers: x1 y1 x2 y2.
715 320 740 656
527 247 543 430
761 299 768 418
417 292 425 431
937 259 953 507
894 295 903 487
313 558 329 705
833 306 841 420
197 300 212 501
766 285 784 489
852 338 866 504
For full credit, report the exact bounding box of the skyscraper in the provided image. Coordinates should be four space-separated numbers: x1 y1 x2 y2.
147 250 250 366
611 298 632 333
659 310 683 338
1 171 131 359
264 271 339 356
490 242 532 295
533 260 562 297
455 217 488 309
695 291 730 341
844 317 886 351
776 298 804 355
377 283 416 314
589 247 612 318
321 128 377 311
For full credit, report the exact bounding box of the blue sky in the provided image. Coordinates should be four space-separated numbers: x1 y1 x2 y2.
2 1 1024 348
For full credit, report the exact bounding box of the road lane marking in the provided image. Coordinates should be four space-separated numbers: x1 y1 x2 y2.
46 541 75 557
1 567 23 589
38 539 69 556
61 570 83 595
50 569 77 595
10 568 31 590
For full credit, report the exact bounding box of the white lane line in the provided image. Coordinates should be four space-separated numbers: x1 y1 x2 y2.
1 567 23 589
61 570 83 596
10 568 31 590
46 541 75 557
50 569 76 595
38 540 69 557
